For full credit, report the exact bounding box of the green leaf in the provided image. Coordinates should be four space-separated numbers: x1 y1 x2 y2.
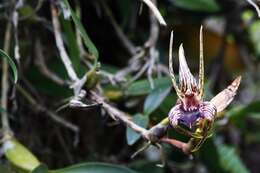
52 162 138 173
248 20 260 57
62 0 99 59
126 114 149 145
125 77 172 96
226 101 260 127
216 143 250 173
247 112 260 119
0 49 18 83
129 160 164 173
170 0 220 12
143 85 171 115
3 139 40 172
158 93 176 116
31 164 48 173
61 17 85 77
199 138 226 173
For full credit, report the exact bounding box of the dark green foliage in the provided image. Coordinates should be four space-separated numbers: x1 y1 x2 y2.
127 114 149 145
52 162 138 173
0 49 18 83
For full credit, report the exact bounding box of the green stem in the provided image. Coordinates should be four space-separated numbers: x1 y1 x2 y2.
146 117 170 143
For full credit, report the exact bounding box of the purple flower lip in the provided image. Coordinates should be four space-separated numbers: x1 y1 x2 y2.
169 102 216 130
177 110 202 129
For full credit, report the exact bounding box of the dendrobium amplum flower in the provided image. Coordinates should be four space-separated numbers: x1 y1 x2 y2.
167 26 241 146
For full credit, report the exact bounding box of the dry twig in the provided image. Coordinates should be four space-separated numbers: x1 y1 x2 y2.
34 38 68 86
1 21 12 132
16 84 79 134
51 4 87 96
246 0 260 17
140 0 167 26
90 91 149 138
100 0 138 56
89 91 191 154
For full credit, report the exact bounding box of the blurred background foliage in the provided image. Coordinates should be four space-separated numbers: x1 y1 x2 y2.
0 0 260 173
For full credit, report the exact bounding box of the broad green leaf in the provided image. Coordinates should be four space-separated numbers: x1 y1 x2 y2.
216 144 250 173
3 139 40 172
170 0 220 12
125 77 172 96
0 49 18 83
32 164 48 173
129 160 164 173
143 85 171 115
52 162 138 173
126 114 149 145
62 0 99 59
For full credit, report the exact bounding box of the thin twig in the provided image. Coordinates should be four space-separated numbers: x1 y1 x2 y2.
100 0 137 56
90 91 149 138
12 5 20 63
51 4 87 96
98 0 165 87
246 0 260 17
145 0 160 88
139 0 167 26
90 91 193 159
56 129 74 163
34 38 67 86
161 137 189 154
51 4 78 82
1 21 12 132
124 60 150 87
144 0 159 48
16 84 79 134
147 48 157 89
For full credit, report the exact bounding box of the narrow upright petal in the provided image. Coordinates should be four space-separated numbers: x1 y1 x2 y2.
198 26 204 99
178 44 197 93
168 31 182 98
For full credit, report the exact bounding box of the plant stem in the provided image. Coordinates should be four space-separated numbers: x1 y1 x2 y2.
140 0 167 26
51 4 79 82
1 21 12 133
90 91 149 138
51 3 86 96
